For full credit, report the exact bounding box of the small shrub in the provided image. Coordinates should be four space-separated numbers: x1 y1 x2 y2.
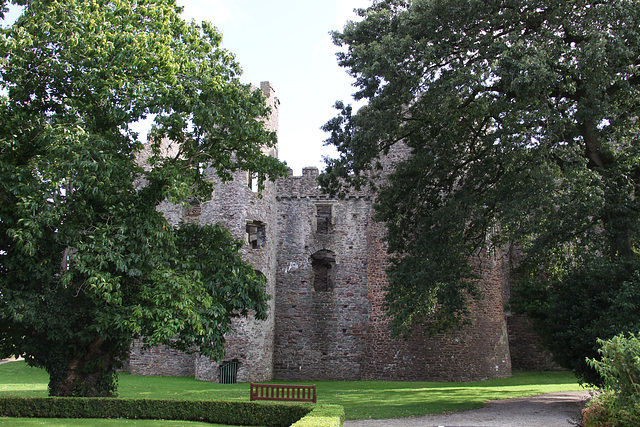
584 333 640 427
582 394 615 427
588 334 640 403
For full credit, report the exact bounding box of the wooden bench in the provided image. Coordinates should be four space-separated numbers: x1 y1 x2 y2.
250 383 316 403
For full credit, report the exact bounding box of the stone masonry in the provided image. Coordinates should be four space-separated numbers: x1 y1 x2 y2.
128 81 549 382
274 167 371 380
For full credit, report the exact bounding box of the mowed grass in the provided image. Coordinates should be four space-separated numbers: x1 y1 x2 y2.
299 371 588 419
0 361 588 423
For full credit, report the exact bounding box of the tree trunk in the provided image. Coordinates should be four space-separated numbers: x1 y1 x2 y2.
604 215 636 261
580 117 635 261
49 339 118 397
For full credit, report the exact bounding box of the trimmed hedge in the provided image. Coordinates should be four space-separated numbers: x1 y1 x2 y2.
0 397 315 426
291 404 344 427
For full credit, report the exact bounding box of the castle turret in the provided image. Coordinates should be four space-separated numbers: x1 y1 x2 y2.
128 82 280 383
194 81 279 383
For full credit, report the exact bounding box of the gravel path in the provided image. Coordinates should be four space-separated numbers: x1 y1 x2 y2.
344 390 590 427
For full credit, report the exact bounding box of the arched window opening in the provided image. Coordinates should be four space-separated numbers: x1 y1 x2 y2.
311 250 336 292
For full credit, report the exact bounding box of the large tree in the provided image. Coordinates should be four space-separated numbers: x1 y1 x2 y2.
0 0 287 396
322 0 640 384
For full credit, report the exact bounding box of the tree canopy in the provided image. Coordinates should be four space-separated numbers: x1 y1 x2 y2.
0 0 287 396
322 0 640 384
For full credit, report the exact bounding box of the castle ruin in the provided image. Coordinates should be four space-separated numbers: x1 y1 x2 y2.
128 82 553 383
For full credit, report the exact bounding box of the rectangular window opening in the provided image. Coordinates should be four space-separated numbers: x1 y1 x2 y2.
246 221 266 249
316 205 332 234
184 200 201 224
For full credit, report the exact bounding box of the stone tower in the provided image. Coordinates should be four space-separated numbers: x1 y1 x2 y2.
274 167 372 380
193 81 279 383
129 82 280 383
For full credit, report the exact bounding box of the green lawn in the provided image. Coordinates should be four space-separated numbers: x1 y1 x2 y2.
0 361 588 423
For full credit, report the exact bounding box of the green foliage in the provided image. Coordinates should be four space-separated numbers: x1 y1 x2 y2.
0 396 312 427
583 391 640 427
582 333 640 426
321 0 640 365
589 333 640 403
582 396 614 427
132 223 271 361
512 261 640 386
0 0 287 397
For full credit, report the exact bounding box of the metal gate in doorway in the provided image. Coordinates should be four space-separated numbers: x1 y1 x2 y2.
218 360 239 384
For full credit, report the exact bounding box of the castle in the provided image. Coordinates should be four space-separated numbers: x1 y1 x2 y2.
128 82 554 383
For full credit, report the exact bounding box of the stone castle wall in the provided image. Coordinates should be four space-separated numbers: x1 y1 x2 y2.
272 155 512 382
358 243 512 381
361 143 511 381
274 167 371 380
128 341 195 377
507 314 558 371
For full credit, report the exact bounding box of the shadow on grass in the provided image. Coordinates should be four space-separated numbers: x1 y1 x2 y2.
267 371 587 420
0 362 48 397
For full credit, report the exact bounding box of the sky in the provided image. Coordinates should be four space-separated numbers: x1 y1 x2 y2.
175 0 371 175
2 0 371 175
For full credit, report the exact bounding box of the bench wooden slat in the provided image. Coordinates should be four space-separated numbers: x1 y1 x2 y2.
250 383 316 403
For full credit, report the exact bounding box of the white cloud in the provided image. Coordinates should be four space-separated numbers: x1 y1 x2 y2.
336 0 371 29
177 0 246 25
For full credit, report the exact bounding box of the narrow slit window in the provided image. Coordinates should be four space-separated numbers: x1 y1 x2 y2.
246 172 259 192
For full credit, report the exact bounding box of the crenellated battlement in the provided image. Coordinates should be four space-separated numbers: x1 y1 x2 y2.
277 166 371 201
